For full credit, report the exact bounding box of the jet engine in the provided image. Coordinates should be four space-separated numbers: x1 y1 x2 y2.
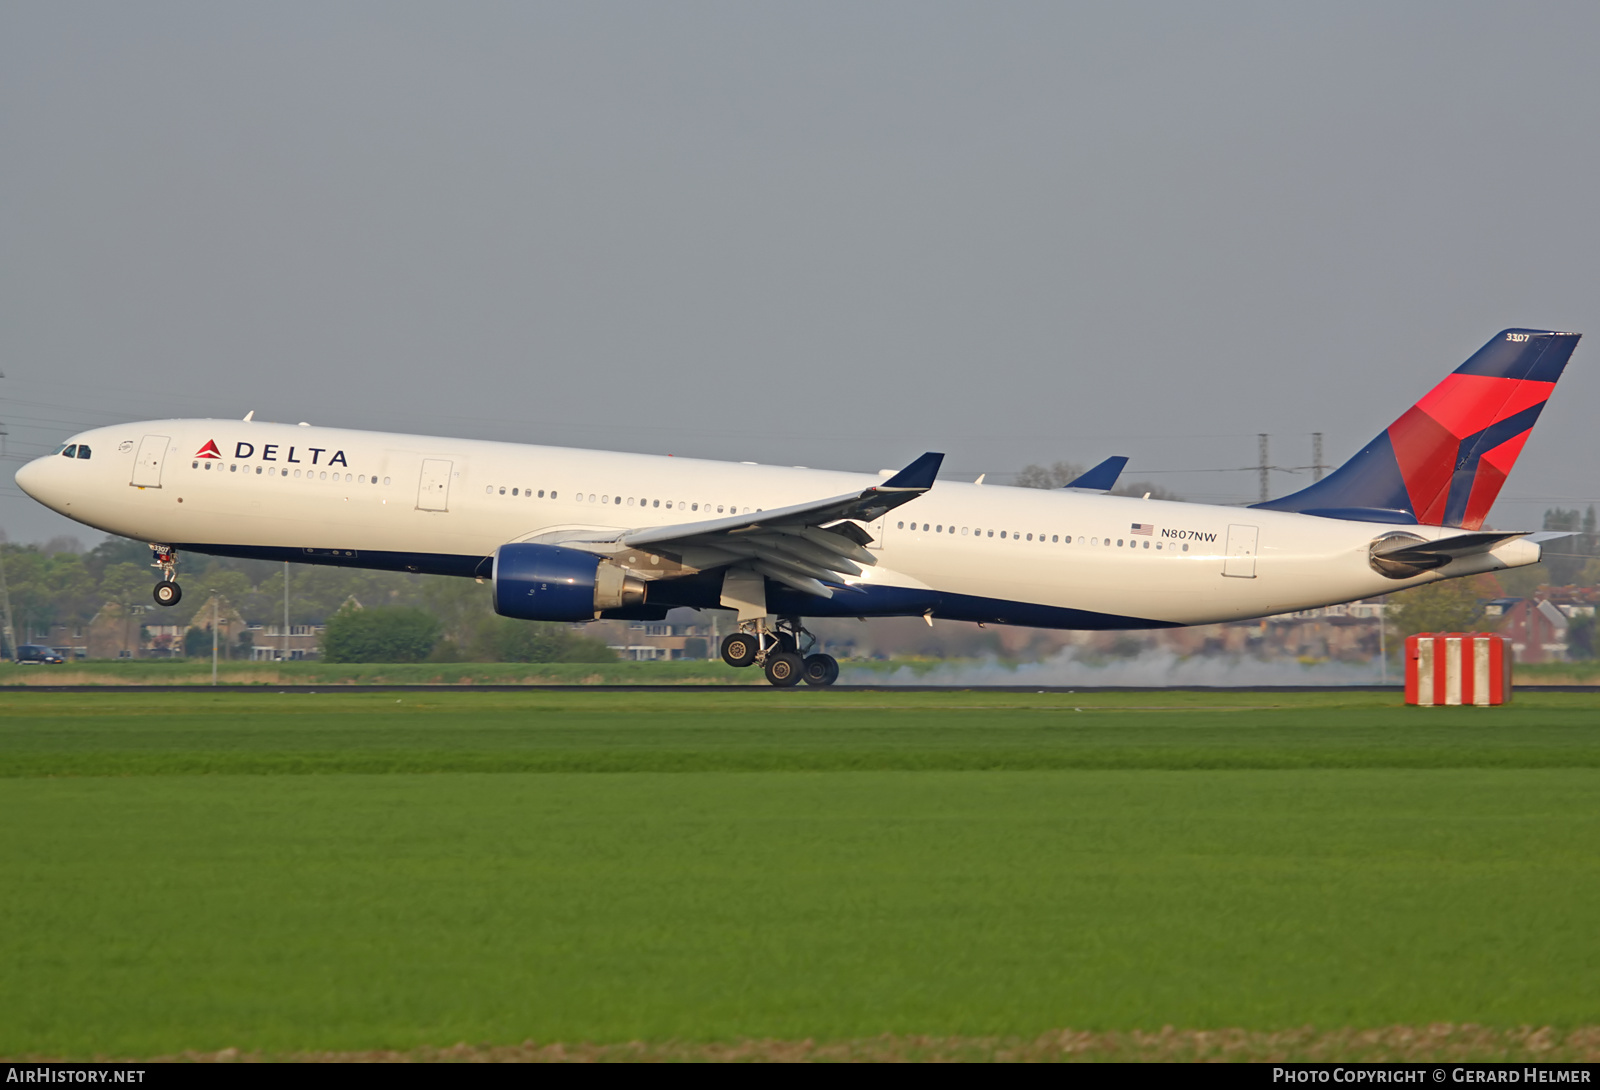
493 543 646 622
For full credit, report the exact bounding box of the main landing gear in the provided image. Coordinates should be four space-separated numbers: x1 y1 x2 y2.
150 544 182 607
720 616 839 688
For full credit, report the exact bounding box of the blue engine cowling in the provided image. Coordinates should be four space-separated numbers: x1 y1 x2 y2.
493 543 646 621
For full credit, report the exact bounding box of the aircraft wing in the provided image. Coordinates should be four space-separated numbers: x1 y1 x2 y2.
577 452 943 598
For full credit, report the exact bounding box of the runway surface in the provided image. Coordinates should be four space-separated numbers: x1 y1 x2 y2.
4 683 1595 693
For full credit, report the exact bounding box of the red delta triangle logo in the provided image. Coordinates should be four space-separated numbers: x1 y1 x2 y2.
195 440 222 460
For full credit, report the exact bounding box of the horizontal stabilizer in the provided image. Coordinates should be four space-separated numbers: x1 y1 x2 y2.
1371 531 1527 566
1063 456 1128 493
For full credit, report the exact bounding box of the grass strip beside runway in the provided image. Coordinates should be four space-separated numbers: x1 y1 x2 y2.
2 691 1597 1058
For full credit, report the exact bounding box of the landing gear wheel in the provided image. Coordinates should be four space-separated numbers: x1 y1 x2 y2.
153 580 182 607
721 632 758 668
763 650 804 687
802 653 840 687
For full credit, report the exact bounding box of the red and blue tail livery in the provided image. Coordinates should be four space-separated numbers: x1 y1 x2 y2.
1256 329 1580 528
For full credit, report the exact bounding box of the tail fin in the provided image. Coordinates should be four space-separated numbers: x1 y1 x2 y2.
1255 329 1580 528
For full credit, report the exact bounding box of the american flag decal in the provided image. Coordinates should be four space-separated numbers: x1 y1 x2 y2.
1131 523 1154 536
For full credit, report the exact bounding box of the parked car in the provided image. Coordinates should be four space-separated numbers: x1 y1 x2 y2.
16 644 65 664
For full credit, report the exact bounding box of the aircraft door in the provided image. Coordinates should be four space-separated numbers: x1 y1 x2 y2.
1223 524 1259 578
417 459 453 512
131 435 170 488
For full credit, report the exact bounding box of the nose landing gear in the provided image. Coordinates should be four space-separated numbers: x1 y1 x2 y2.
150 544 182 607
719 616 839 687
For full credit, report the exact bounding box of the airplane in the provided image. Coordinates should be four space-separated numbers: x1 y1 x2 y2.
13 328 1580 686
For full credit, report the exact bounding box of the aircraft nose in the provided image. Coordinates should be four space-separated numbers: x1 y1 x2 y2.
14 456 55 504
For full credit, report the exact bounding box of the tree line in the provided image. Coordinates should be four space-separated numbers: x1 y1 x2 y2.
0 535 612 663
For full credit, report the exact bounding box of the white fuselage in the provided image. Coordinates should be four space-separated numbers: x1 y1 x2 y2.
15 419 1541 628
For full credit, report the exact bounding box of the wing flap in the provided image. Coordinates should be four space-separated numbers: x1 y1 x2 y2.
553 452 943 597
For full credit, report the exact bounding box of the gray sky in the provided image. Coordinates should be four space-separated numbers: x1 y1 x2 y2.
4 2 1598 545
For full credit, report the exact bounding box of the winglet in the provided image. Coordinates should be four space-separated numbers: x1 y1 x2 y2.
1063 456 1128 493
877 452 944 492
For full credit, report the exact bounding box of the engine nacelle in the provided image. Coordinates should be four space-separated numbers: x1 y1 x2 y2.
493 543 646 621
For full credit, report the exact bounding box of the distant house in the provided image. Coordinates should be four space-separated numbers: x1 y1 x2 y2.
179 595 251 660
42 621 89 660
248 622 324 661
588 615 714 661
86 602 148 659
1489 588 1597 663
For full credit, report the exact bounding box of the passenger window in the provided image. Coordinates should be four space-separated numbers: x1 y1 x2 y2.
499 487 506 495
257 467 263 475
961 527 968 536
987 530 993 538
936 525 942 533
320 472 328 480
385 477 392 485
229 465 237 473
1000 531 1006 539
653 499 660 508
1183 543 1189 552
1091 537 1098 545
538 490 545 498
1051 535 1058 543
1143 540 1150 548
1025 533 1032 541
76 445 91 459
897 521 904 529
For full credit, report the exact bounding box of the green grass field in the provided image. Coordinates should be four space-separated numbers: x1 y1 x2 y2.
2 690 1598 1061
3 656 1596 687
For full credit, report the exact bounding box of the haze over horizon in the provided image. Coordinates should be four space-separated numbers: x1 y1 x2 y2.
4 3 1598 545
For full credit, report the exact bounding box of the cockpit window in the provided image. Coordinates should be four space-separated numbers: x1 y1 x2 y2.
51 444 68 455
75 445 91 460
61 445 78 458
